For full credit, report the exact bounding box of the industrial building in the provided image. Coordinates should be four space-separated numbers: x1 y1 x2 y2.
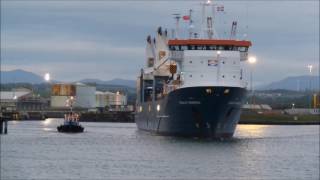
50 83 96 108
96 91 127 109
1 88 49 111
242 104 272 111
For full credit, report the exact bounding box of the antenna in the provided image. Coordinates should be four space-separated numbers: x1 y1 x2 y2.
188 9 194 39
172 13 181 39
171 29 175 39
244 1 249 40
201 2 207 38
207 17 213 39
230 21 237 39
200 0 219 39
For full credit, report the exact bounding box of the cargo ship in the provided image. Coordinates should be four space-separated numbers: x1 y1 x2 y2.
135 1 252 138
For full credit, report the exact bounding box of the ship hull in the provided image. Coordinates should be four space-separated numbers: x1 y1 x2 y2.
135 86 246 138
57 124 84 133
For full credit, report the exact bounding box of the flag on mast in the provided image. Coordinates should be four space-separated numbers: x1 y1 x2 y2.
183 15 190 21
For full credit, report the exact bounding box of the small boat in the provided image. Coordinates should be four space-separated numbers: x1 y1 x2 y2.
57 113 84 133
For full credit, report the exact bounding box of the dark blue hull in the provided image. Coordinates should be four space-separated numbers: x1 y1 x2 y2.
57 124 84 133
135 86 246 138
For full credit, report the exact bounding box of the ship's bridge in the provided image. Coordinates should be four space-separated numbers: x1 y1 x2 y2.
168 39 251 51
166 39 252 89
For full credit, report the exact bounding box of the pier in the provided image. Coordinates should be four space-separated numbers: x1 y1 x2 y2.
0 114 9 134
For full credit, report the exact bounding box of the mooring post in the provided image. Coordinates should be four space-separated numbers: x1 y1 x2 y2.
4 119 8 134
0 119 3 134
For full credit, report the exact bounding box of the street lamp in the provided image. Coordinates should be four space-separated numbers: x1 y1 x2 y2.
248 56 257 108
307 65 313 91
248 57 257 90
307 65 313 74
44 73 51 111
44 73 50 82
248 56 257 64
307 65 313 108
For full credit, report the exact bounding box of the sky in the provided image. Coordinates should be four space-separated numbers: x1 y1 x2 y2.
1 0 319 86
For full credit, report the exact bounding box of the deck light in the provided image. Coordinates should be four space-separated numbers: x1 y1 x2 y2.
248 56 256 64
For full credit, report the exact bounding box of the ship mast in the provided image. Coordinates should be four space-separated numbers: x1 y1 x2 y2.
172 13 181 39
200 0 218 39
188 9 194 39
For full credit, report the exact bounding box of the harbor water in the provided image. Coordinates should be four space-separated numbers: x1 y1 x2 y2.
1 119 319 179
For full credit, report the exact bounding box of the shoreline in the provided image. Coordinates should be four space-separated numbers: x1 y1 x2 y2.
238 121 320 125
239 113 320 125
4 112 319 125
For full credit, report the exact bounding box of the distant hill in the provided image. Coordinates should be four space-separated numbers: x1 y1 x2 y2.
4 69 317 91
258 75 319 91
1 69 45 84
79 78 136 88
1 69 136 88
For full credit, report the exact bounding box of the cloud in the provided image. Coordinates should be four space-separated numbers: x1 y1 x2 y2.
3 37 144 57
1 1 319 84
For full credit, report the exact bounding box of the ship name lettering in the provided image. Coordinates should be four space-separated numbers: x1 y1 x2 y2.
179 101 201 105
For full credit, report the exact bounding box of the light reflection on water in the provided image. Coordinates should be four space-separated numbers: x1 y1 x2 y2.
41 118 57 126
1 120 319 180
236 125 270 138
10 120 19 125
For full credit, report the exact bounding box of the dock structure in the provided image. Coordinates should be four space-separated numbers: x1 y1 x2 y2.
0 115 8 134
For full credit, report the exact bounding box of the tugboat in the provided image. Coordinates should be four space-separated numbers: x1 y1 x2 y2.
135 1 252 138
57 96 84 133
57 113 84 133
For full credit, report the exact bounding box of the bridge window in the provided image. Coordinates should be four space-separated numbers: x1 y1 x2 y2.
239 47 248 52
143 80 153 102
169 45 248 51
155 76 169 100
181 46 188 50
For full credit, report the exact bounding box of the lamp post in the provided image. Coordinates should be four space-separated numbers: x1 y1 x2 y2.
44 73 51 114
307 65 313 109
13 95 17 117
248 56 257 108
44 73 50 82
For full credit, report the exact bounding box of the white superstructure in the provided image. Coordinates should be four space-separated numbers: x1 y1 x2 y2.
140 1 251 95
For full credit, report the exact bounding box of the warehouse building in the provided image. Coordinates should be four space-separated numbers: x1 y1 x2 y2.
96 91 127 108
51 83 96 108
0 88 49 112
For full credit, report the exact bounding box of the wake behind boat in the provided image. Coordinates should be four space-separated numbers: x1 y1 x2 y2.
135 0 252 138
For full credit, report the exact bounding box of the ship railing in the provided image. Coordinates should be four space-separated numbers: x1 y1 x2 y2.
163 81 182 94
240 81 248 88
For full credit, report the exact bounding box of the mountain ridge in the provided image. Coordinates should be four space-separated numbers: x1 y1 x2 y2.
257 75 319 91
1 69 136 87
1 69 318 90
